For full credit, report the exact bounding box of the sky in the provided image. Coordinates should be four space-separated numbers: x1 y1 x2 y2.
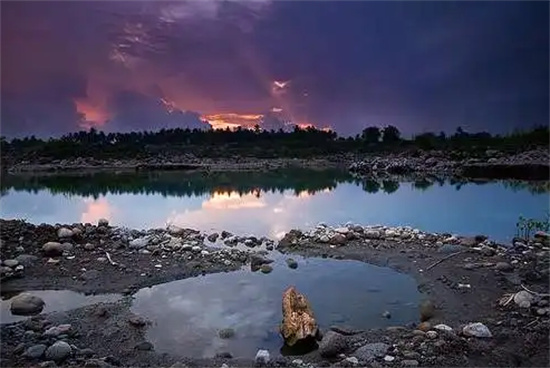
1 0 548 138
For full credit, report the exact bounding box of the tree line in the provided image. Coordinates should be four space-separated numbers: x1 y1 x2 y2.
1 124 548 162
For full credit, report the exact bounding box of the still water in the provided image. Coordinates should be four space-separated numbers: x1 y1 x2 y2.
131 256 420 358
1 169 548 241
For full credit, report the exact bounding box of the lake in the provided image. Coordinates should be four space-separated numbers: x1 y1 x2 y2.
1 169 548 242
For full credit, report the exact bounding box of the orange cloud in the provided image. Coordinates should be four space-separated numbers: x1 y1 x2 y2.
202 113 263 130
74 98 110 129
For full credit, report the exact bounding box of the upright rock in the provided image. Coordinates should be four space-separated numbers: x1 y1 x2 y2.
280 286 318 346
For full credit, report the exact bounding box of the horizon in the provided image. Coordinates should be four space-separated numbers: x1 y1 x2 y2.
1 1 549 138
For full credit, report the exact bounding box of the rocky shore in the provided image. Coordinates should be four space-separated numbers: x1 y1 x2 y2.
1 219 549 367
349 148 550 180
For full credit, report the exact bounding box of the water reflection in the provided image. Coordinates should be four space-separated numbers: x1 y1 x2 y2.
0 169 548 240
130 257 420 359
0 290 121 324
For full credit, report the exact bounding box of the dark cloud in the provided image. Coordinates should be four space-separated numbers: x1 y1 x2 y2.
106 91 211 132
1 0 547 137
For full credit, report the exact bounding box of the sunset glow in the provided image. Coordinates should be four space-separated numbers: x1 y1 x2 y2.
81 198 113 224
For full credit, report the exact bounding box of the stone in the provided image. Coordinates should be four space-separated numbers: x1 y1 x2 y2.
84 359 112 368
207 233 219 242
480 245 495 257
15 254 38 266
345 356 359 365
84 243 96 251
42 242 64 256
318 331 348 357
335 227 349 234
39 361 57 368
250 254 273 271
57 227 73 238
255 349 270 365
513 291 535 308
3 259 19 267
384 355 395 362
364 230 381 239
280 286 318 347
10 293 45 315
382 311 391 319
135 341 153 351
260 264 273 274
434 324 453 332
402 360 419 367
495 262 513 272
98 218 109 227
44 324 72 337
330 233 347 245
419 300 435 322
45 341 72 361
129 237 149 249
218 328 235 339
286 258 298 269
426 331 438 339
462 322 492 338
536 307 549 316
167 225 184 235
23 344 47 359
78 348 95 357
460 237 478 247
438 244 465 254
353 342 389 362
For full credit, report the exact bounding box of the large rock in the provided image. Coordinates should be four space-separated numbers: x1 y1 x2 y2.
513 290 535 308
23 344 47 359
280 286 318 346
45 341 72 361
129 237 149 249
318 330 348 357
353 342 389 362
57 227 74 238
42 242 64 256
10 293 45 315
329 233 346 245
462 322 492 338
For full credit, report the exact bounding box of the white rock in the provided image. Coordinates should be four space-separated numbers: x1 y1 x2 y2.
319 235 330 243
201 250 209 256
513 290 535 308
385 230 397 237
426 331 438 339
181 244 193 251
167 224 184 235
434 324 453 332
57 228 73 238
335 227 349 234
192 246 201 252
384 355 395 362
462 322 492 338
345 356 359 365
129 237 149 249
255 349 270 365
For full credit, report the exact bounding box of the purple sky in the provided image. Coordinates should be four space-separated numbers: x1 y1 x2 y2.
1 0 548 137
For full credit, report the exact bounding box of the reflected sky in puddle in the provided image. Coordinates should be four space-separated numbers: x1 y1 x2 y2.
1 170 548 241
130 257 420 359
0 290 122 324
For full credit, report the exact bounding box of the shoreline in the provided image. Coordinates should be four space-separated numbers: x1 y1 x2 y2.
1 219 549 367
3 147 549 181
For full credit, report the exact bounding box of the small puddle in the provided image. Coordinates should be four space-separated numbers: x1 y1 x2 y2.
0 290 122 324
131 256 421 359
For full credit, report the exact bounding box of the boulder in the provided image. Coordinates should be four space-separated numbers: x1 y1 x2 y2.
45 341 72 361
280 286 318 346
98 218 109 227
318 330 348 357
10 293 45 315
329 233 346 245
57 227 74 238
462 322 492 338
42 242 64 256
513 290 535 308
353 342 389 362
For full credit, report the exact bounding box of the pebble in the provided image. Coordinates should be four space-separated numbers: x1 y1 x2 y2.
44 324 72 337
353 342 389 362
45 341 72 361
255 349 270 365
128 315 148 327
434 324 453 332
3 259 19 267
383 355 395 362
402 359 419 367
23 344 47 359
260 264 273 274
42 242 64 256
462 322 492 338
345 356 359 365
57 227 74 238
513 291 535 308
84 243 96 251
536 307 549 316
286 258 298 269
135 341 153 351
426 330 438 339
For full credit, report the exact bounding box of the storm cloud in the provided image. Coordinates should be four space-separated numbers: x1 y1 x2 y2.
1 0 548 137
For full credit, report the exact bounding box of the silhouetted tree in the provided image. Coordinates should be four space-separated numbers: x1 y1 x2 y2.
382 125 401 144
361 126 381 144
